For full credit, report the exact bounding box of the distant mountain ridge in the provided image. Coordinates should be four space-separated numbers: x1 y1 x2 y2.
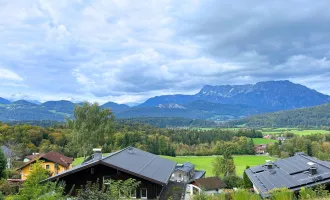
140 80 330 111
0 80 329 123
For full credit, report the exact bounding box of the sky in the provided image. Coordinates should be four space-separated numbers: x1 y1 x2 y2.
1 0 330 104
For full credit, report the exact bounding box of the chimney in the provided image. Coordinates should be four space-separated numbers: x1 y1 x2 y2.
93 148 102 160
310 166 317 175
265 161 273 169
128 147 134 154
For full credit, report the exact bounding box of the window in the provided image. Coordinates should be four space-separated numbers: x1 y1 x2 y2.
130 190 136 198
103 176 111 185
45 164 50 170
140 188 147 199
91 168 95 174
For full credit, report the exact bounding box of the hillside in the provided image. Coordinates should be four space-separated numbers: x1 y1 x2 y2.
231 103 330 127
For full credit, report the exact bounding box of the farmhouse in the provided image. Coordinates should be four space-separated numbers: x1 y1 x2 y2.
170 162 206 183
245 152 330 198
43 147 177 199
254 144 267 154
18 151 73 180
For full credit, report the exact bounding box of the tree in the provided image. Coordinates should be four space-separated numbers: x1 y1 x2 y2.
243 166 253 189
212 150 236 177
223 175 243 189
0 148 6 179
67 103 115 158
15 160 64 200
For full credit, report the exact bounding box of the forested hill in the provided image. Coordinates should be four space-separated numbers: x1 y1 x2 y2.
230 103 330 127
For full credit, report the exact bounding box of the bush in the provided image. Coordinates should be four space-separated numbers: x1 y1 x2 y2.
231 189 260 200
223 175 243 189
0 180 19 196
270 188 293 200
299 187 316 199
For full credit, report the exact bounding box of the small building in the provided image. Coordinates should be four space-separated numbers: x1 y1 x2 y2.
263 135 270 139
245 152 330 198
170 162 206 183
18 151 73 180
191 177 226 195
254 144 267 154
43 147 177 199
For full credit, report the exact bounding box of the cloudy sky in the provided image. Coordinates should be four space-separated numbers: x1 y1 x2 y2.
1 0 330 104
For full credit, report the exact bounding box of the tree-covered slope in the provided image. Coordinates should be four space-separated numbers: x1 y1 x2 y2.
231 104 330 127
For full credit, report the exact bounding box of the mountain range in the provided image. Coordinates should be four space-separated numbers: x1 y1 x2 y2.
0 80 329 122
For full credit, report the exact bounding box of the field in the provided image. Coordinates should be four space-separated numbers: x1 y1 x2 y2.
161 155 275 177
260 128 330 136
252 138 276 144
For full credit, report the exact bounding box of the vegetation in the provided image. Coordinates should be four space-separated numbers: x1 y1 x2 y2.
67 102 115 158
0 148 6 179
212 151 236 177
231 104 330 127
242 166 253 189
252 138 276 144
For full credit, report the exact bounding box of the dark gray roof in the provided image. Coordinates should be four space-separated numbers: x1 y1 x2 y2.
191 170 206 181
175 162 194 173
44 147 176 186
245 152 330 198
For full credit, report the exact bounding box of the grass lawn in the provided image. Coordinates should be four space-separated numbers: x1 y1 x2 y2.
260 128 330 136
161 155 275 177
252 138 277 145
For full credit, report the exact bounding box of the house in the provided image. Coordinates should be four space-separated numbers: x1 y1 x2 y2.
277 136 286 142
43 147 177 199
254 145 267 154
263 135 270 139
190 177 226 195
245 152 330 198
18 151 73 180
170 162 206 183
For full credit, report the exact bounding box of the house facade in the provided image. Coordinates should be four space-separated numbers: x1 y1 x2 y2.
254 144 267 154
170 162 206 183
18 151 73 180
43 147 177 199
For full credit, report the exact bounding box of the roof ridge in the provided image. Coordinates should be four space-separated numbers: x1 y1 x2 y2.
138 155 157 173
299 154 330 169
101 146 131 161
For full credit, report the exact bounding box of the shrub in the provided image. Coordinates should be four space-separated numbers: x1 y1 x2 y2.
0 180 19 196
231 189 260 200
299 187 316 199
223 175 243 189
270 188 293 200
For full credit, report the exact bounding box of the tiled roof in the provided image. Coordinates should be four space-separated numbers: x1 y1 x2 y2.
19 151 73 170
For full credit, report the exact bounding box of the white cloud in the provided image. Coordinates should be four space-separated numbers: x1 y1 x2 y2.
0 68 23 81
1 0 330 103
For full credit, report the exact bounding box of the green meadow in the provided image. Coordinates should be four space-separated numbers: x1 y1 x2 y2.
260 128 330 136
252 138 277 145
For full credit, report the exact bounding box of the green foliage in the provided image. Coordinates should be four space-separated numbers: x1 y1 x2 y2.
270 188 294 200
67 102 115 157
0 179 19 196
193 192 226 200
231 103 330 127
222 175 243 189
231 189 260 200
299 187 317 199
76 178 140 200
13 161 64 200
0 148 6 179
243 166 253 189
212 150 236 178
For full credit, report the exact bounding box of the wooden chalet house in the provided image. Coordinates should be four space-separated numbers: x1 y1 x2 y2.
43 147 176 199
